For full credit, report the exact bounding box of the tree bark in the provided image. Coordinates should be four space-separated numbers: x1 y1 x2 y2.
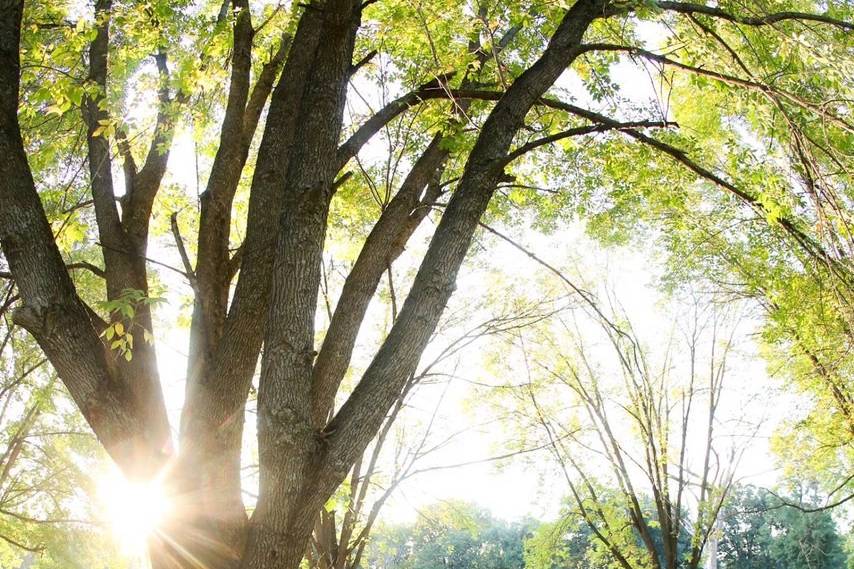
0 0 169 477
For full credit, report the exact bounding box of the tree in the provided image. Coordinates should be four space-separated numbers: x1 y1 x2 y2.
524 502 614 569
524 495 693 569
363 500 532 569
506 294 748 569
715 486 775 569
0 277 125 568
717 485 847 569
0 1 851 568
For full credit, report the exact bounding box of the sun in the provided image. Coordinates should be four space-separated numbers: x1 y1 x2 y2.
96 468 173 554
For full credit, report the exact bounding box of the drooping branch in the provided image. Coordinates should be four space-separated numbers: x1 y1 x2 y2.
534 99 842 275
503 118 677 164
652 1 853 31
579 43 854 134
400 87 846 278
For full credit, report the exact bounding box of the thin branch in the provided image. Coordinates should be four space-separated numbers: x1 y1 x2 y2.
96 242 191 281
350 49 377 75
652 1 853 31
763 486 854 513
580 43 854 134
66 262 106 279
170 212 197 289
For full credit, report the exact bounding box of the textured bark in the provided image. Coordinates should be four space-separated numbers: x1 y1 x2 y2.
310 27 515 429
3 0 848 568
240 1 363 568
81 0 172 455
0 0 168 476
168 4 291 567
169 4 348 568
2 0 609 564
5 1 793 568
187 0 255 393
310 135 448 427
181 1 326 471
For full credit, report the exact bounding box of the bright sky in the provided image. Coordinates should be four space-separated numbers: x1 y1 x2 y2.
364 227 793 525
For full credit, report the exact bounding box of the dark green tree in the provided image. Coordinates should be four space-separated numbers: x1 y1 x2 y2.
717 485 847 569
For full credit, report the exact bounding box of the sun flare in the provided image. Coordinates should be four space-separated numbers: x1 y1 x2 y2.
97 469 172 553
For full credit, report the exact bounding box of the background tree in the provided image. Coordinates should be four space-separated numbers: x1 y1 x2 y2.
363 500 533 569
524 494 693 569
0 271 126 568
476 280 755 569
717 484 847 569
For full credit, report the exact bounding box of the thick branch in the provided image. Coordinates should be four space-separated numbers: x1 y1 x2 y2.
186 0 256 386
122 50 178 241
183 0 330 494
335 74 455 171
82 0 125 260
313 20 527 430
243 32 292 145
175 6 354 563
0 0 169 475
310 135 448 427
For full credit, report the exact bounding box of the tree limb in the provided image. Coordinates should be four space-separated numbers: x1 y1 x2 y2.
580 43 854 134
311 135 448 427
66 261 106 279
503 118 677 164
170 212 196 289
322 0 608 498
652 1 853 31
0 0 170 475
